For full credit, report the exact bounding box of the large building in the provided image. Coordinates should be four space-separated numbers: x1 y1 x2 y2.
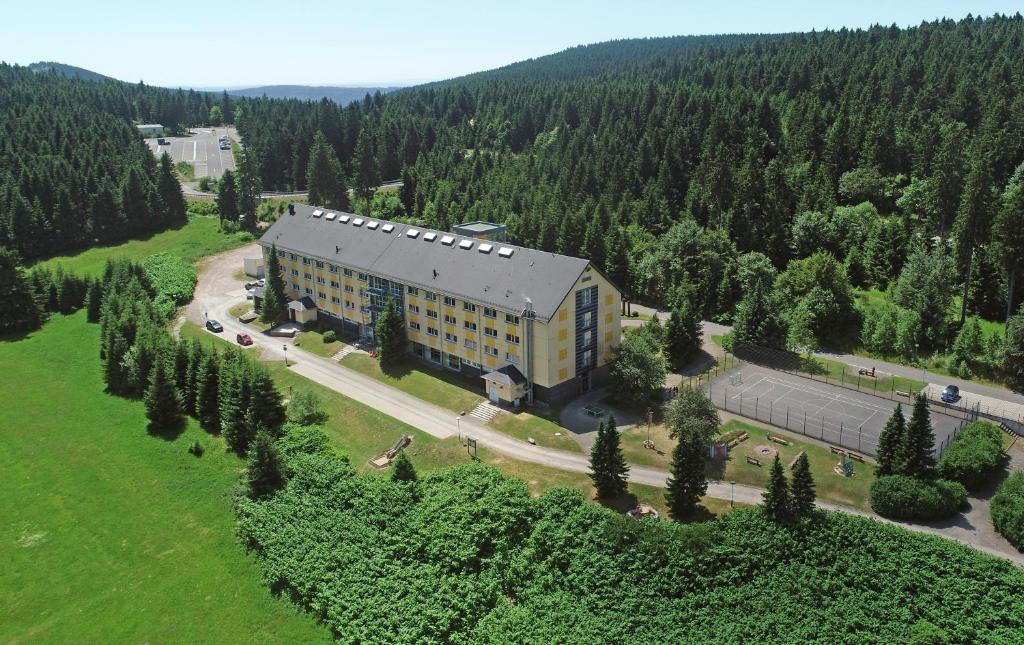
258 203 622 405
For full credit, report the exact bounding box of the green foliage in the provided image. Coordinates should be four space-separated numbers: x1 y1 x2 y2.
665 425 707 520
322 329 337 343
374 296 407 367
903 395 937 481
275 423 334 465
188 440 204 456
664 304 702 370
875 404 906 477
260 244 288 324
991 472 1024 550
142 252 197 307
286 388 329 426
391 451 418 483
246 430 286 499
0 246 43 334
216 169 240 223
893 242 957 349
762 455 792 522
937 421 1005 491
732 267 788 349
775 252 858 347
665 387 719 442
869 475 967 521
609 329 665 403
588 415 629 499
789 452 816 517
144 349 183 432
1004 313 1024 388
306 131 349 210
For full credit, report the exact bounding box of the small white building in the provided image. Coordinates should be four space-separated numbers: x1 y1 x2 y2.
136 123 165 137
244 256 265 278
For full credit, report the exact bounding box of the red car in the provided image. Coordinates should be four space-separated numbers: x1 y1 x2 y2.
236 333 254 346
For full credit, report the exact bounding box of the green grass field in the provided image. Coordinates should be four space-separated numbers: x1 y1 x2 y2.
0 312 331 644
35 216 252 277
340 353 485 414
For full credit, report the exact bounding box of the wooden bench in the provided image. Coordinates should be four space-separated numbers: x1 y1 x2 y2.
727 432 750 449
769 434 791 446
788 450 806 470
830 445 846 456
847 452 865 462
746 456 761 466
895 390 910 398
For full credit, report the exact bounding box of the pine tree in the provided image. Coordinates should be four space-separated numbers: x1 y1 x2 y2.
85 278 102 323
235 150 262 231
665 303 702 371
0 246 43 334
144 351 183 431
248 366 286 437
375 296 407 368
665 425 707 520
216 169 240 223
194 349 220 432
589 414 629 499
260 243 288 323
157 152 186 225
876 404 906 477
246 430 285 499
762 455 791 522
391 452 418 482
306 130 350 210
220 350 251 453
903 394 937 480
789 453 816 517
353 129 380 203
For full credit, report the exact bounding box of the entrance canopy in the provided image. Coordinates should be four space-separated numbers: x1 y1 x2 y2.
482 365 528 404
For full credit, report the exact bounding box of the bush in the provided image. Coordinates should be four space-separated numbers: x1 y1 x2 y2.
186 200 219 217
869 475 967 521
188 440 204 456
142 252 197 306
937 421 1005 490
992 472 1024 550
286 389 329 425
323 330 337 343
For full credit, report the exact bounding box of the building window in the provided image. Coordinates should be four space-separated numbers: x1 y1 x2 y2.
315 261 324 269
304 272 312 280
464 339 477 349
276 250 285 258
447 354 461 370
316 276 325 284
408 286 419 296
330 280 340 288
578 286 597 307
291 269 299 276
331 296 340 304
344 285 354 293
464 321 477 331
345 301 355 310
329 264 338 273
445 332 458 343
289 253 297 261
427 309 438 319
464 359 480 369
408 304 420 314
291 283 299 291
505 313 520 325
358 273 368 281
484 346 498 356
427 326 439 337
583 330 594 346
409 321 421 331
305 287 313 295
343 268 353 277
425 291 438 302
444 296 456 306
444 314 457 325
506 333 520 345
483 307 497 318
317 291 326 300
506 352 519 364
484 327 497 337
302 257 310 265
463 302 477 313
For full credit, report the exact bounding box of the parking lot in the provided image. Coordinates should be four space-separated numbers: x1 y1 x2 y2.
706 363 962 456
146 127 236 180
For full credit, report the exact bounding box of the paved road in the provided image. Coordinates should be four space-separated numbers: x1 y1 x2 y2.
185 249 1024 565
147 127 237 181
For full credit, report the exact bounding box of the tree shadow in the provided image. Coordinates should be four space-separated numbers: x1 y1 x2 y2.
597 491 640 514
147 419 186 441
679 349 717 377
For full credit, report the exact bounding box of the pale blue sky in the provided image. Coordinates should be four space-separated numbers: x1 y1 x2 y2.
1 1 1019 87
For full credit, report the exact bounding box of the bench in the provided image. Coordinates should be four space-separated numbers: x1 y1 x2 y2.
746 456 761 466
788 450 806 470
830 445 846 456
768 434 791 446
727 432 750 449
847 452 865 462
895 390 910 398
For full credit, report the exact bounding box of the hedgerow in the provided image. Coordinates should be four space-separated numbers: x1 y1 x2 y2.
869 475 967 521
937 421 1006 491
992 472 1024 551
142 252 197 317
237 458 1024 643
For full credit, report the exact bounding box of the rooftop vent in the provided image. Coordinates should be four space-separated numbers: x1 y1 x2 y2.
353 218 364 227
498 247 514 258
459 239 474 250
423 232 437 242
367 221 379 230
382 223 394 233
340 214 350 223
441 235 455 246
325 212 337 221
478 243 493 254
406 229 420 238
312 209 323 218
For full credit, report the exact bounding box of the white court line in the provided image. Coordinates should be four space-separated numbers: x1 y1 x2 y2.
757 375 892 414
192 141 197 161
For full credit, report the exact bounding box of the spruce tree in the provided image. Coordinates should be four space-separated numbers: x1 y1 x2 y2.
588 420 608 496
665 425 707 520
145 352 183 431
157 152 186 225
246 430 285 499
375 297 407 367
0 246 43 334
353 129 380 203
248 366 286 437
876 404 906 477
665 303 702 371
220 350 251 453
235 150 262 231
85 279 103 323
195 349 220 432
762 455 791 522
216 169 240 223
589 415 629 499
306 131 350 210
903 394 937 480
789 453 816 517
260 243 288 324
391 452 418 483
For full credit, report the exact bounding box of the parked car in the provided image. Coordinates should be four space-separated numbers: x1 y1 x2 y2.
256 278 265 287
236 333 253 346
941 385 961 403
156 137 167 145
220 141 230 150
205 319 223 333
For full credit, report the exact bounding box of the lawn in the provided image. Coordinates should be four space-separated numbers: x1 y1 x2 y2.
0 312 331 644
340 353 485 414
489 406 583 452
619 418 876 510
293 326 356 358
35 216 252 277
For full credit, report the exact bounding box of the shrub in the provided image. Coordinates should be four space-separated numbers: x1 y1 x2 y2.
286 389 329 426
869 475 966 521
937 421 1004 490
142 252 197 306
992 472 1024 550
323 330 337 344
188 440 204 457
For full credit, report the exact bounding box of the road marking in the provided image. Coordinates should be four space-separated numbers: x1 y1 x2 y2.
192 141 197 161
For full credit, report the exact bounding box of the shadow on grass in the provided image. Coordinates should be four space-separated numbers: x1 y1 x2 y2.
381 358 486 400
147 419 186 441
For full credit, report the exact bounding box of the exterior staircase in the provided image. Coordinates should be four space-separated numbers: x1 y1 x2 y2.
468 400 502 423
332 345 355 361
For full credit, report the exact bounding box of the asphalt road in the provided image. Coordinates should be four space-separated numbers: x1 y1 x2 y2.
146 127 236 180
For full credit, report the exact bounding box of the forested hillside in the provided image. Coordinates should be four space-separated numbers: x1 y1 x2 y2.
236 15 1024 342
0 65 219 258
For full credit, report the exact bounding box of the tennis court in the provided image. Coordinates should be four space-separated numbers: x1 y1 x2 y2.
707 363 961 456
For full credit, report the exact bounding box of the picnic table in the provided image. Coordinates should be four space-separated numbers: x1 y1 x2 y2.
583 404 605 417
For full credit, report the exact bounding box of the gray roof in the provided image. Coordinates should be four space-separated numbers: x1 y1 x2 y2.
288 296 316 311
482 364 527 386
259 204 596 322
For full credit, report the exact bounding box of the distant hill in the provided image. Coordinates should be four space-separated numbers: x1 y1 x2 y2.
228 85 401 105
28 61 114 83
